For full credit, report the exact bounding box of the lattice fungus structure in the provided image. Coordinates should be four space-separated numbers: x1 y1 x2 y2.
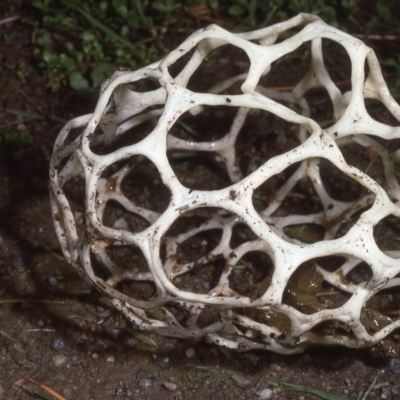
50 13 400 354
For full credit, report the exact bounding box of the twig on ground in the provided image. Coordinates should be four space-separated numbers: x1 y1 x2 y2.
0 16 20 26
361 374 379 400
26 377 67 400
10 81 46 118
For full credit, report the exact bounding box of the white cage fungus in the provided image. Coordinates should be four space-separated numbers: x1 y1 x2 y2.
50 14 400 354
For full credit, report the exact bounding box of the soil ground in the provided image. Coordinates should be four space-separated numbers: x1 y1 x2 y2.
1 4 400 400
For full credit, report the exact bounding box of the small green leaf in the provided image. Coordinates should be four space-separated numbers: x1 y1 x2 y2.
90 63 116 87
229 5 244 16
82 30 96 41
69 71 89 90
131 331 157 347
269 381 348 400
0 330 14 341
5 109 44 120
186 368 195 382
219 346 233 360
208 0 219 9
283 224 324 244
244 352 259 366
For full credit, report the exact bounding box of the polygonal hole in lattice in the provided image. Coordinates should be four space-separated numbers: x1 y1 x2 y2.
230 223 258 247
274 177 324 216
126 77 161 92
360 307 393 336
172 257 226 294
311 319 356 341
304 86 334 126
90 116 161 157
167 47 196 80
170 44 250 94
120 157 171 214
116 280 157 302
283 223 325 244
335 207 373 239
53 149 84 183
372 290 400 319
252 162 302 213
169 105 238 142
259 41 311 89
196 305 221 328
103 245 156 301
345 261 373 285
98 157 170 230
90 249 113 282
394 160 400 186
365 99 398 127
107 244 149 275
234 308 292 336
283 260 350 315
162 209 225 280
168 151 231 190
62 175 85 209
322 39 352 83
319 158 371 202
228 250 274 299
61 176 86 236
314 255 346 273
236 110 303 177
373 215 400 256
62 126 85 148
108 110 160 148
80 125 110 155
339 137 386 187
189 44 250 94
102 200 149 232
163 302 193 327
366 98 400 127
360 282 400 339
163 209 215 237
175 227 222 265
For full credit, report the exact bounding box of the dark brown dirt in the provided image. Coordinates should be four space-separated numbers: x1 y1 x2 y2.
1 4 400 400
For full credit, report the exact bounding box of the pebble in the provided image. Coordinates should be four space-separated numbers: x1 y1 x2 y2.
138 379 152 390
152 354 170 368
256 388 272 399
48 275 58 286
52 355 67 367
185 348 196 358
114 218 128 230
162 382 178 392
389 358 400 374
230 373 252 388
380 385 391 399
106 356 115 363
50 338 65 351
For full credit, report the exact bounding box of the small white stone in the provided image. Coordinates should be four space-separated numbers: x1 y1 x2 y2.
162 382 178 392
52 355 67 367
114 218 128 230
256 388 272 399
185 348 196 358
106 355 115 363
